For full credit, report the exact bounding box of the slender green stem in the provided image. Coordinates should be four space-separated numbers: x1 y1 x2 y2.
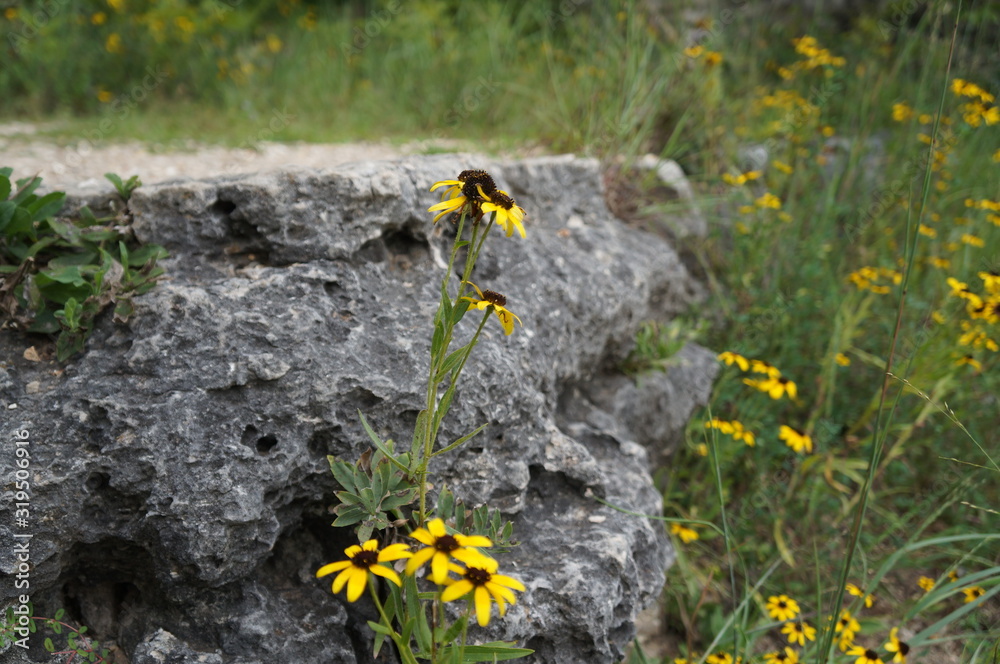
427 311 491 449
368 580 418 664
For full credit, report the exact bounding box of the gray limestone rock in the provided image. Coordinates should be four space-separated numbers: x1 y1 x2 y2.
0 154 715 664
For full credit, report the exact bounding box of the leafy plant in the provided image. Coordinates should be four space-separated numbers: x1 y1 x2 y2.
0 169 166 360
1 605 111 663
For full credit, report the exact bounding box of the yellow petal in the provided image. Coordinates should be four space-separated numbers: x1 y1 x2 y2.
491 574 526 592
369 564 403 587
316 560 352 578
410 527 436 546
346 567 368 602
441 579 474 602
332 566 355 594
377 543 413 561
430 551 450 584
427 518 447 537
405 546 435 575
474 586 493 626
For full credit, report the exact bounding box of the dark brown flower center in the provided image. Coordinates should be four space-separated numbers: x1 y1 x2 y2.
864 650 879 660
777 600 787 609
458 170 496 199
481 290 507 307
435 534 460 553
353 549 379 568
488 190 516 211
898 642 910 656
466 567 492 586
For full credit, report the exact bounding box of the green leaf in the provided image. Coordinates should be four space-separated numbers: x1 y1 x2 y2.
113 297 135 323
445 643 535 662
54 608 65 620
39 264 86 287
27 191 66 222
359 487 378 511
0 173 10 200
437 488 455 520
334 491 364 506
431 320 445 356
4 206 33 237
328 457 358 493
58 297 82 330
357 520 374 542
44 637 55 652
451 298 471 325
441 614 467 645
332 508 366 528
436 346 468 383
105 172 124 194
358 410 409 474
410 410 428 468
366 620 393 636
0 200 16 232
433 423 488 457
13 175 42 203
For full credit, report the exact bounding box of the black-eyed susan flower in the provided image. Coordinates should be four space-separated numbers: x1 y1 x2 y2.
884 627 910 664
764 647 800 664
963 586 986 603
835 353 851 366
779 425 813 454
670 522 699 543
479 186 526 238
782 620 816 646
461 282 522 336
917 576 935 592
847 645 884 664
750 359 781 378
765 594 801 621
706 652 738 664
440 557 525 626
718 351 750 371
835 610 861 647
316 539 413 602
406 517 492 585
846 582 875 608
745 375 797 400
428 169 497 223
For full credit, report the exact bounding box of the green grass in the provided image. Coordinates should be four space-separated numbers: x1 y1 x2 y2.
3 1 999 662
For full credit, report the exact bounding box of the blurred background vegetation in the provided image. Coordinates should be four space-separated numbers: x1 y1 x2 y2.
3 0 999 661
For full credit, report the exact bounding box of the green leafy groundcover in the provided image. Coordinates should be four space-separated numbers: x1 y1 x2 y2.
0 168 166 361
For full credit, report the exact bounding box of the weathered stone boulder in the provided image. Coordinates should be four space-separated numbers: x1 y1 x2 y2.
0 154 716 663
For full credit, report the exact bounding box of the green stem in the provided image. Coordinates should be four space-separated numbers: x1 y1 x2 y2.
368 580 418 664
427 311 491 449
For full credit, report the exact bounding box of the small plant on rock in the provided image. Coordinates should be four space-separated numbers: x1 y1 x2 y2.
317 169 532 663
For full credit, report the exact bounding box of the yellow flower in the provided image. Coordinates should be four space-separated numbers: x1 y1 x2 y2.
779 425 813 454
750 359 781 377
718 351 750 371
885 627 910 664
695 443 708 456
774 160 794 174
106 0 124 11
846 582 875 607
684 45 705 58
670 522 699 543
405 518 492 585
764 648 799 664
427 169 496 223
440 556 525 626
848 645 884 664
917 576 935 592
955 355 982 371
993 148 1000 162
963 586 985 603
480 186 527 239
960 233 985 248
266 34 283 53
756 192 782 209
745 376 797 400
892 103 913 122
316 539 412 602
91 11 107 25
460 282 522 336
105 32 123 54
835 353 851 366
765 594 801 621
4 7 18 20
174 15 195 35
96 88 114 103
781 620 816 646
704 51 723 67
835 610 861 643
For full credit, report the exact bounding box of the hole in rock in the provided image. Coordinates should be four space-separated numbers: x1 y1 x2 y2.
255 433 278 455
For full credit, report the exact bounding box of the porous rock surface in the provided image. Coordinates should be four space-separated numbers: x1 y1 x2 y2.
0 154 717 664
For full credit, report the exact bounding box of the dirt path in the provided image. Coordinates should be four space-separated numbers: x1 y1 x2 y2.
0 123 474 191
